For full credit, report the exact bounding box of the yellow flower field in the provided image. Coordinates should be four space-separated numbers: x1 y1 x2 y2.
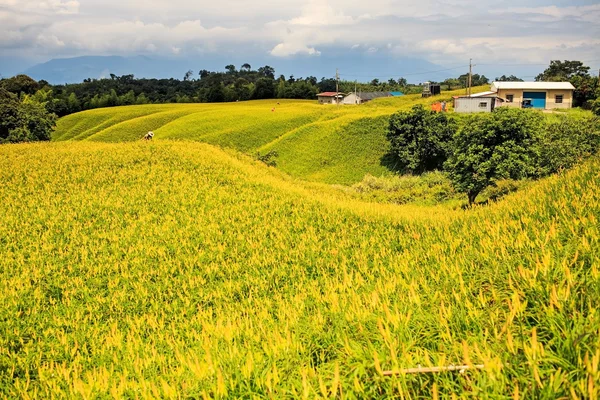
1 140 598 398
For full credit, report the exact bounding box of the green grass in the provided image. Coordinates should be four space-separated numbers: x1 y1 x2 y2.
53 89 487 185
0 141 599 398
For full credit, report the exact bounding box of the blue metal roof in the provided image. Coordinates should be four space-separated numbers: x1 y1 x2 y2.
390 91 404 97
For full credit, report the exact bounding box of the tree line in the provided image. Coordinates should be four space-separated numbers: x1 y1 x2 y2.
1 60 599 144
0 65 419 119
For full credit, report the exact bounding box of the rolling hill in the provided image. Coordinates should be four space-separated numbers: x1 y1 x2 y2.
53 89 477 184
0 141 598 397
3 90 599 397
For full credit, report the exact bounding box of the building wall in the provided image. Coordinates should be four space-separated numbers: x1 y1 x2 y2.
496 89 573 109
342 93 360 105
318 96 335 105
454 97 494 113
545 89 573 109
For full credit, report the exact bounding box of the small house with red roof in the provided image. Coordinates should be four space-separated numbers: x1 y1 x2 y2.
317 92 345 105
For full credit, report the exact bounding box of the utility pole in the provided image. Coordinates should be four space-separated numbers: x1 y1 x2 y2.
336 68 340 107
355 80 358 105
468 58 473 97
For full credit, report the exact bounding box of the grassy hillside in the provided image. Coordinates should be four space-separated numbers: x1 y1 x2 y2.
53 89 483 184
1 141 599 398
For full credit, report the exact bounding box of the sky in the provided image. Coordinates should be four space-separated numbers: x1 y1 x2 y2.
1 0 599 81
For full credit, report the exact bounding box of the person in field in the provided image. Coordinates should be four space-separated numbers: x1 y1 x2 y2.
143 131 154 140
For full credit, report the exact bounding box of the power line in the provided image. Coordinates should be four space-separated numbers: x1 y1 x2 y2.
337 58 600 80
339 64 469 79
478 58 600 67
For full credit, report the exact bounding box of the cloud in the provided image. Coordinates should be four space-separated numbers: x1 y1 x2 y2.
289 0 354 26
0 0 598 71
492 4 600 23
270 42 321 57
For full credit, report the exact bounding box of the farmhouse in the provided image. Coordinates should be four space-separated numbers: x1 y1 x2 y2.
491 81 575 110
317 92 345 105
342 92 393 105
454 91 505 113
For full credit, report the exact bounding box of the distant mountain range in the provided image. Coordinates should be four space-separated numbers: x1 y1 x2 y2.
24 56 178 84
20 53 456 84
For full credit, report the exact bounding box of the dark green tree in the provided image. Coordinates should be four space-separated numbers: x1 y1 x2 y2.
206 83 225 102
445 108 543 204
386 104 457 173
0 88 20 140
258 66 275 79
457 73 489 87
318 78 336 92
535 60 590 81
0 88 56 143
17 96 57 141
495 75 523 82
252 78 275 99
225 65 237 74
183 70 194 81
0 74 40 95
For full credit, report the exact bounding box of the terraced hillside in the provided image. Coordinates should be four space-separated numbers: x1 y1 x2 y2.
1 141 599 398
53 89 481 184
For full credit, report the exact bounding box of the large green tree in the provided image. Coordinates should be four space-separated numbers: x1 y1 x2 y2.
535 60 597 107
535 60 590 81
457 73 489 87
0 88 20 140
387 105 457 173
445 108 543 204
0 88 57 143
252 78 275 99
495 75 523 82
0 74 40 95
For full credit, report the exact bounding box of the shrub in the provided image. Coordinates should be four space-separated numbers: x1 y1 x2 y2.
257 150 279 167
480 179 528 202
536 114 600 175
386 104 457 173
352 171 457 205
591 98 600 117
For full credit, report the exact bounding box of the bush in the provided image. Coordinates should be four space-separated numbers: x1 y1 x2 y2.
256 150 278 167
386 104 457 173
480 179 528 202
536 114 600 175
591 98 600 116
352 171 457 205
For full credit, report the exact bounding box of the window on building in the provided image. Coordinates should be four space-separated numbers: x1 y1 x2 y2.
506 94 514 103
555 95 563 104
479 102 488 108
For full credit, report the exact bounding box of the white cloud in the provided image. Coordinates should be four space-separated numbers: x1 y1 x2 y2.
270 42 321 57
493 4 600 23
0 0 598 70
289 0 354 26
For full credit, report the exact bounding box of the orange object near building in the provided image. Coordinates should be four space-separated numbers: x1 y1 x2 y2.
431 102 442 112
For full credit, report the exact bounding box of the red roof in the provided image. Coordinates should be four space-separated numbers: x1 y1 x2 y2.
317 92 343 97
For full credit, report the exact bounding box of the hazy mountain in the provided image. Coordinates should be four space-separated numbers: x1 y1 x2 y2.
22 53 453 84
24 56 177 84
